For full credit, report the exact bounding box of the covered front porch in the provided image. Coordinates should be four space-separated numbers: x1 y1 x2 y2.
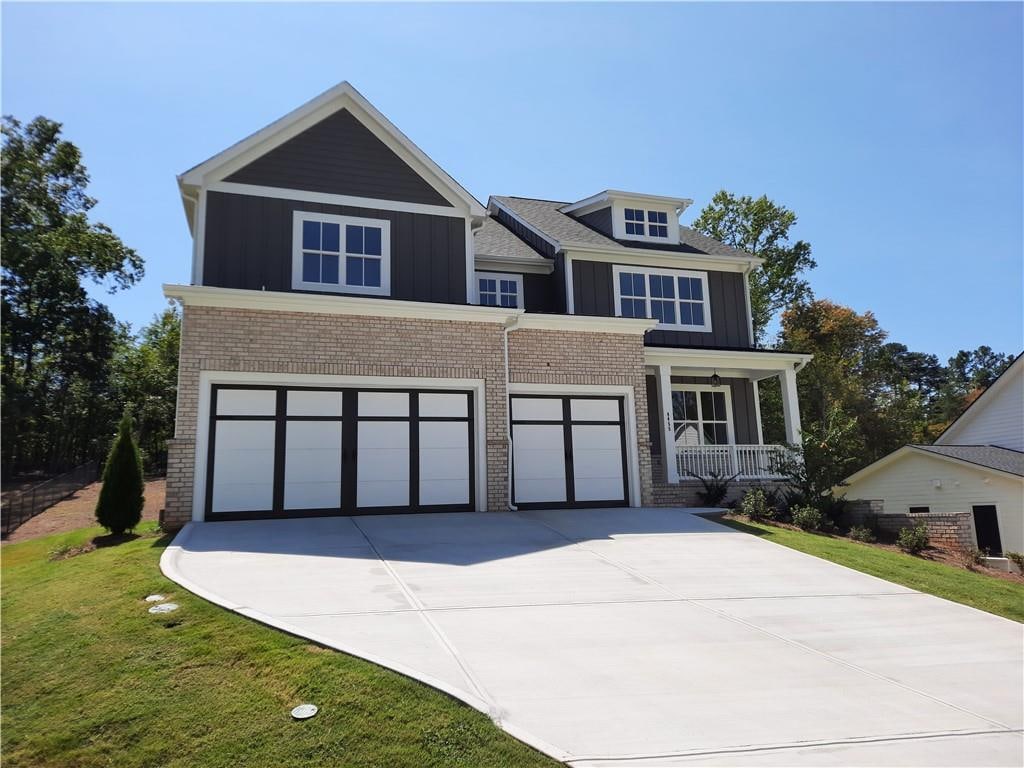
644 346 812 483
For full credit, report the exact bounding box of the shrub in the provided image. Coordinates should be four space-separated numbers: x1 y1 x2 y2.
739 489 774 522
848 526 876 543
956 548 986 570
896 523 929 555
791 505 824 531
1007 551 1024 574
95 411 145 535
689 472 737 507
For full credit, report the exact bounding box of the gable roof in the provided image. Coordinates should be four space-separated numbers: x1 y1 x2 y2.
490 196 760 264
178 81 487 224
840 444 1024 489
935 354 1023 446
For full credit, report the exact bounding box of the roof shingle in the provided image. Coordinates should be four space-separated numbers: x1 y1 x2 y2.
913 445 1024 477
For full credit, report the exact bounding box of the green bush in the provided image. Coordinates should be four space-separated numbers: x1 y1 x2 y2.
95 411 145 535
848 525 876 543
740 489 774 522
689 472 736 507
791 505 824 531
896 523 929 555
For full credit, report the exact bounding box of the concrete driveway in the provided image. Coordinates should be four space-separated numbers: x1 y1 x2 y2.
161 508 1023 766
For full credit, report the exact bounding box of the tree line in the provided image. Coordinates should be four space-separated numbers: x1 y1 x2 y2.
1 117 1014 489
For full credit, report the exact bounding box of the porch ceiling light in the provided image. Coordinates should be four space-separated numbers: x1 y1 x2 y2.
710 371 722 387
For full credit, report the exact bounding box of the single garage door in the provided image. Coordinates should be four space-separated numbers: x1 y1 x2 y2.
510 395 628 509
206 385 474 519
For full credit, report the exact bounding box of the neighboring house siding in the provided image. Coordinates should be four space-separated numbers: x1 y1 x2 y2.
492 207 558 258
225 109 452 207
203 191 467 304
936 365 1024 451
671 375 760 445
577 207 614 238
572 260 752 348
842 451 1024 554
522 273 562 314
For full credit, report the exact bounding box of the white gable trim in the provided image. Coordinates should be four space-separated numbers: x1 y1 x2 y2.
488 198 562 253
935 355 1023 446
178 81 486 217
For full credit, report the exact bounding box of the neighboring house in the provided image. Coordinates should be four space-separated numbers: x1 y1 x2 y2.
840 355 1024 556
161 82 811 529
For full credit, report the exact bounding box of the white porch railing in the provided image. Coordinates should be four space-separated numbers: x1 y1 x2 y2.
676 444 795 481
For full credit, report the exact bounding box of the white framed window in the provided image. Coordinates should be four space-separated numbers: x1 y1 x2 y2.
475 271 522 308
292 211 391 296
671 384 734 446
624 208 646 236
647 210 669 238
612 265 712 332
622 208 670 239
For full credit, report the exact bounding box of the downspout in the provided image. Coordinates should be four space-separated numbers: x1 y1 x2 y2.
503 315 519 511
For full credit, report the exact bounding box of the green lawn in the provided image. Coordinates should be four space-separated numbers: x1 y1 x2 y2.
717 516 1024 622
1 525 558 768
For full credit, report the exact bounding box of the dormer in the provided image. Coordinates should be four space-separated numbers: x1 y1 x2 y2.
559 190 693 246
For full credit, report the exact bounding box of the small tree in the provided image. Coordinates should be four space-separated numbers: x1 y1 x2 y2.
95 411 145 535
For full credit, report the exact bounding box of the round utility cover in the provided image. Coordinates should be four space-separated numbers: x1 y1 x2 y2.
291 704 318 720
144 594 166 602
148 602 179 614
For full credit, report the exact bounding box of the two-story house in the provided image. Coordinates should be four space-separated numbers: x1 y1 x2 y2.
162 82 811 529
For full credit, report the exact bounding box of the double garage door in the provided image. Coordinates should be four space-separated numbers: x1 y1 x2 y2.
206 385 475 519
205 386 629 519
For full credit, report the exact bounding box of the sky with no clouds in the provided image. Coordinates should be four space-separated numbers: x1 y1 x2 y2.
2 2 1021 360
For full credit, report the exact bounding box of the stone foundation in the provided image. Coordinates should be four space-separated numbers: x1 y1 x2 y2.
650 479 790 508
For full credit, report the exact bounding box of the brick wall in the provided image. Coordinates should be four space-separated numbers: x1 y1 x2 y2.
164 306 653 529
846 500 975 551
650 479 790 508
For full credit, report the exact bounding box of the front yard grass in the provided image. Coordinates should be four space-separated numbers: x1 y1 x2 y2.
717 515 1024 622
1 524 558 768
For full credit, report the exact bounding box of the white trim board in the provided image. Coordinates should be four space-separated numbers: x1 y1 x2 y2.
565 246 761 275
645 346 812 379
671 382 736 446
191 371 488 521
178 81 486 218
474 255 553 275
839 445 1024 489
506 382 643 508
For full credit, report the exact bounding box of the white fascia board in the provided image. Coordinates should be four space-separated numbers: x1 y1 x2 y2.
644 345 813 377
163 284 521 324
488 198 562 252
475 255 554 275
564 245 763 274
178 81 486 217
513 314 656 334
560 190 693 216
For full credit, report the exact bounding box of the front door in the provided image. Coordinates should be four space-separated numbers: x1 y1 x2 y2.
972 505 1002 556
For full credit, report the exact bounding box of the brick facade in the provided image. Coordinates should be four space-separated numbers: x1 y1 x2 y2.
162 306 654 529
846 500 976 551
649 479 790 508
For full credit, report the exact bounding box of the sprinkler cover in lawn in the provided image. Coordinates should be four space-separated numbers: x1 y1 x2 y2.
291 704 318 720
148 603 179 614
145 594 165 602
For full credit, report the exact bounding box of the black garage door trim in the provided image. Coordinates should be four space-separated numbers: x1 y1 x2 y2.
205 384 475 520
510 394 629 510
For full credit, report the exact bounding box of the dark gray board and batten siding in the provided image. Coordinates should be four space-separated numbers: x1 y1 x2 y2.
572 260 751 348
645 374 761 454
226 109 452 208
203 191 467 304
577 207 614 238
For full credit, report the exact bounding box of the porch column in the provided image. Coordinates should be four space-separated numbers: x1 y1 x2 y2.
656 364 678 483
780 366 802 445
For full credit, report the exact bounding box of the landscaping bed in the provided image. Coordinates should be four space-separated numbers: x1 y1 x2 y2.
1 524 557 768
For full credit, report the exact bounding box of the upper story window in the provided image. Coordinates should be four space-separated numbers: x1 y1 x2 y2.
476 271 522 308
612 265 711 332
292 211 391 296
623 208 670 239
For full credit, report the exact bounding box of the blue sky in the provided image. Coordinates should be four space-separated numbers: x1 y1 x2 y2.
3 2 1021 360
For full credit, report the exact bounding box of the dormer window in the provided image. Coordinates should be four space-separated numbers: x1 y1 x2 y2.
623 208 669 239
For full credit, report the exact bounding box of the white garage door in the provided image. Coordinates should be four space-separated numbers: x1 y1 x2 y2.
510 395 628 509
206 385 474 519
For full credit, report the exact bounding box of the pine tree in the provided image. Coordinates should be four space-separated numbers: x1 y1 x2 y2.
95 411 145 535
